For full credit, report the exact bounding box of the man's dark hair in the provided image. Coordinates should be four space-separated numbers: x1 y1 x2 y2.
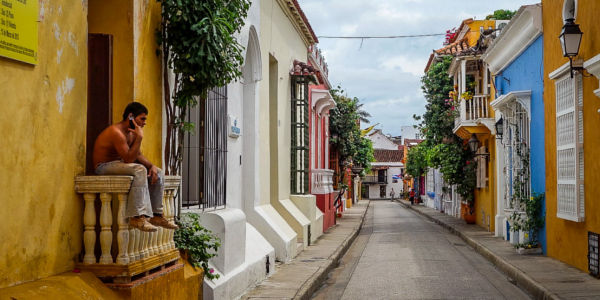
122 102 148 120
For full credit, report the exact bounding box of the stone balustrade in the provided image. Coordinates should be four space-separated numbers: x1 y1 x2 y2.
74 175 181 282
311 169 334 194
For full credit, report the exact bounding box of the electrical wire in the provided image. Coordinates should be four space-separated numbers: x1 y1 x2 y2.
317 33 446 39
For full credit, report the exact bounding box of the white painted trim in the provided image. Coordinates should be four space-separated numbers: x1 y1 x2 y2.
482 4 542 74
246 26 262 82
583 53 600 99
490 90 532 120
549 61 572 80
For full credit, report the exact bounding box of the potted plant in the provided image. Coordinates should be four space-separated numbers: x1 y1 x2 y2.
174 214 221 280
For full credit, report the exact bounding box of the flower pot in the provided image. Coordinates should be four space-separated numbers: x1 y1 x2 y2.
516 247 542 255
460 203 476 224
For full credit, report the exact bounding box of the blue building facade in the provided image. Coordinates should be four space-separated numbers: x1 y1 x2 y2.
494 35 546 253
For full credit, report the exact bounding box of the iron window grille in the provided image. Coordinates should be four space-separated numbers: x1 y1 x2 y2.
182 86 228 211
291 75 310 194
589 231 599 277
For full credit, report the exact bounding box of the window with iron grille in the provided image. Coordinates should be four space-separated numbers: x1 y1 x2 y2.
589 232 599 277
182 86 227 210
291 75 310 194
555 74 584 222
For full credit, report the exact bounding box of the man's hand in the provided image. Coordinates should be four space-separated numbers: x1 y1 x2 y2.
128 114 144 139
148 165 159 185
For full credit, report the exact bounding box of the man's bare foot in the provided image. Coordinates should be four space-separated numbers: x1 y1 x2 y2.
149 216 179 229
129 216 158 232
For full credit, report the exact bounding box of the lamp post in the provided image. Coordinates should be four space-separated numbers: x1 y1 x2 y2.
559 18 583 78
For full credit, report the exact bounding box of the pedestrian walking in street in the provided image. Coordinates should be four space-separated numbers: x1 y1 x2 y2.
390 188 395 201
409 189 415 205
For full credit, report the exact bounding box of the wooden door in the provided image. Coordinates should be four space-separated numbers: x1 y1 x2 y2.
86 34 113 174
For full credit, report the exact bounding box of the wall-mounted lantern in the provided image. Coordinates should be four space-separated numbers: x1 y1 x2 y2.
468 134 490 159
559 18 583 78
495 117 504 140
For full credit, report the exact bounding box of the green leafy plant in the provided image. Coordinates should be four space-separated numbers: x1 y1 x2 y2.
486 9 517 20
409 57 477 210
508 138 544 248
174 214 221 280
329 87 374 184
157 0 251 175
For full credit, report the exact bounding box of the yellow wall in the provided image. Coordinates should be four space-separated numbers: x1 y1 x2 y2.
133 1 163 165
543 0 600 272
0 0 88 288
473 134 496 232
0 0 164 288
260 0 310 202
466 20 497 47
88 0 162 165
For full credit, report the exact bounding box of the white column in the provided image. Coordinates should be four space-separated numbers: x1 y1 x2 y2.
82 193 97 264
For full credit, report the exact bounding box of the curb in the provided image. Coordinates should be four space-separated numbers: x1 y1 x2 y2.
396 200 560 300
294 201 371 300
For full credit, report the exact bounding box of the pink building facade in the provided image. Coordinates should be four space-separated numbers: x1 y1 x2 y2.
306 46 338 231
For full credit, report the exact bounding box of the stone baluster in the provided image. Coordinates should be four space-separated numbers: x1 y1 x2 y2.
169 189 176 249
158 190 167 253
128 227 136 262
99 193 113 264
116 193 129 264
82 193 97 264
133 228 141 261
148 231 155 256
153 228 160 255
141 231 150 258
162 189 171 251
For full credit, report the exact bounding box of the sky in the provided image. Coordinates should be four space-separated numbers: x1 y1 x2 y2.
298 0 535 137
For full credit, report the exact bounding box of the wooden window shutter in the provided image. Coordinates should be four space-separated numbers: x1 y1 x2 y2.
556 74 585 222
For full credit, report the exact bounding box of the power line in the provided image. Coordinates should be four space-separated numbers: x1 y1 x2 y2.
317 33 446 39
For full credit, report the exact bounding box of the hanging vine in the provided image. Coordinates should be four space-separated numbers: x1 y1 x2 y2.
157 0 251 175
507 125 544 247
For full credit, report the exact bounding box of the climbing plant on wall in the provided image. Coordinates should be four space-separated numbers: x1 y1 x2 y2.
157 0 251 175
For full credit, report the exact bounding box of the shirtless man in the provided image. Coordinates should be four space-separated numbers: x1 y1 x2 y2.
93 102 177 232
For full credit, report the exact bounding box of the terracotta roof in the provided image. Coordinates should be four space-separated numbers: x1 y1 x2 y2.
287 0 319 44
373 149 403 163
435 37 470 56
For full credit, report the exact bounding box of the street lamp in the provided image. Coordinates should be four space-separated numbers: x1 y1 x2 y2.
559 18 583 78
495 117 504 140
468 134 490 159
468 134 479 153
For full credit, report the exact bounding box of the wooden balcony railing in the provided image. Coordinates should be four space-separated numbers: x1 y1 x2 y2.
459 94 491 122
74 175 181 283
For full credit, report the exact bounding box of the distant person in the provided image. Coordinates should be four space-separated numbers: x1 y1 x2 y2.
390 188 395 201
409 189 415 205
93 102 178 232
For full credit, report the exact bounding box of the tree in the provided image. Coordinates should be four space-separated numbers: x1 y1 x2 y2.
329 88 374 177
157 0 251 175
407 57 477 207
486 9 516 20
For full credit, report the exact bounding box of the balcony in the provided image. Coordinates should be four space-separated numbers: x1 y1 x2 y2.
74 175 181 283
311 169 334 194
362 175 387 185
453 94 495 139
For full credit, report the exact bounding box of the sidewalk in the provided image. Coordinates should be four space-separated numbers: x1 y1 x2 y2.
241 201 370 300
396 199 600 299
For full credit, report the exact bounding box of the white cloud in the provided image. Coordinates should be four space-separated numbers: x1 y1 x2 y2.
299 0 530 135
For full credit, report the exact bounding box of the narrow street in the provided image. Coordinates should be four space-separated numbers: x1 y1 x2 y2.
312 200 532 299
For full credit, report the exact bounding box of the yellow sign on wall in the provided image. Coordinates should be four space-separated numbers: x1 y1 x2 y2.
0 0 37 65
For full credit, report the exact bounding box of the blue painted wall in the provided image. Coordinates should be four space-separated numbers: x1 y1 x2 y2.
495 35 546 253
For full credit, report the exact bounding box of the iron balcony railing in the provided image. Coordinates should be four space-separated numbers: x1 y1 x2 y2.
362 175 387 184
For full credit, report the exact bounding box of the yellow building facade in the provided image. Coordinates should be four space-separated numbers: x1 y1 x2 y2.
0 0 188 295
446 19 499 232
543 0 600 272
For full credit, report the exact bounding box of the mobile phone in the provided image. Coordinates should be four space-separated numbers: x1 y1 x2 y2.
129 116 135 129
